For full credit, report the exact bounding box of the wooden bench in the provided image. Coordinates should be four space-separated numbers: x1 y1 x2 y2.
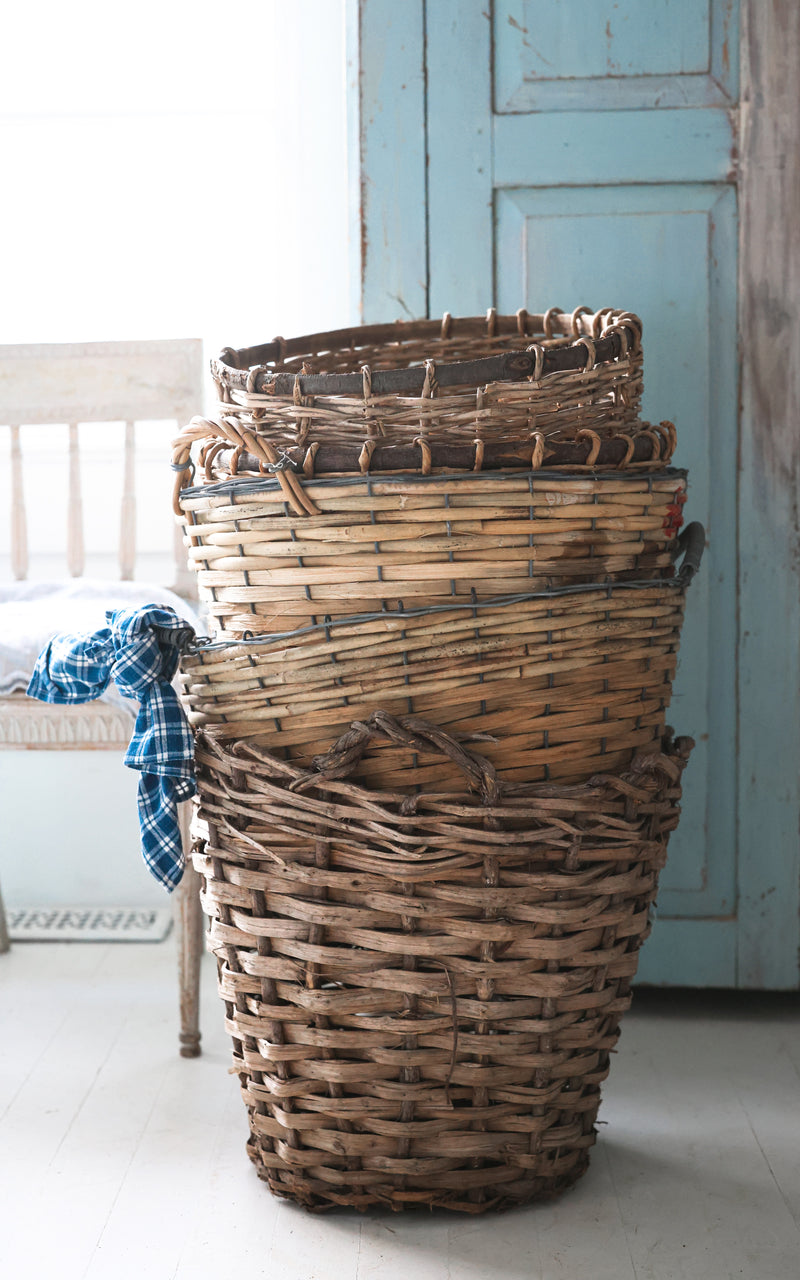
0 339 206 1056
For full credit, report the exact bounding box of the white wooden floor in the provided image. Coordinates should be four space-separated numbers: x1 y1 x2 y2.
1 940 798 1280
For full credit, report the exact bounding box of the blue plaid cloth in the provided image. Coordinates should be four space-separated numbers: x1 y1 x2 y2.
27 606 196 891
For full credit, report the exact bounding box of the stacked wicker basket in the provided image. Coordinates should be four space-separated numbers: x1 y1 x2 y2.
173 307 701 1213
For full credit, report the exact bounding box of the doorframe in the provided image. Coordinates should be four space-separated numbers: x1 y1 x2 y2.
347 0 800 988
735 1 800 988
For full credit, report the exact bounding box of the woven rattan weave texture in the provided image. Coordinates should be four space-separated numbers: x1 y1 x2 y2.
170 309 655 520
177 469 687 637
206 308 644 452
192 711 693 1213
180 574 688 791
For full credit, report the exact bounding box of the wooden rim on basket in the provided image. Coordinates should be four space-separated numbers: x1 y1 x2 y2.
171 418 676 516
212 309 642 399
192 424 676 484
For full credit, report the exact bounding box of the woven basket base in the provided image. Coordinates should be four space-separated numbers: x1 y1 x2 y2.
244 1134 592 1214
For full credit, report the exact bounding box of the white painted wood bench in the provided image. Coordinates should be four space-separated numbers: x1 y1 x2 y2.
0 339 206 1056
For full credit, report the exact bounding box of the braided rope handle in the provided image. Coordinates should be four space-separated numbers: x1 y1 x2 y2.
296 708 691 808
304 710 694 802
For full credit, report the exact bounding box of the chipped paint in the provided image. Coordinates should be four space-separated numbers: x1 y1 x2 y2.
737 0 800 988
350 0 427 322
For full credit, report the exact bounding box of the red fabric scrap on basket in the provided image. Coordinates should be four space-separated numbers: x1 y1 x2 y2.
663 488 687 540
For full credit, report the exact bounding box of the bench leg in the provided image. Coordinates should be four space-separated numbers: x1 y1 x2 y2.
175 801 203 1058
0 879 10 954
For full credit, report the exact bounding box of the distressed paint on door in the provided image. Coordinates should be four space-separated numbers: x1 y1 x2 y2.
346 0 428 323
351 0 800 988
424 0 745 988
495 183 738 931
494 0 738 110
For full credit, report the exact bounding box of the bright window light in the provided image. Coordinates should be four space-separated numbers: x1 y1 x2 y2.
0 1 349 580
0 0 350 349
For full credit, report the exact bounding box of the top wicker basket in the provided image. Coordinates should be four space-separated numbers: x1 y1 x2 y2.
203 307 645 464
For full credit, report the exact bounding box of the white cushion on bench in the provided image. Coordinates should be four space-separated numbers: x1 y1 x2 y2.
0 579 204 710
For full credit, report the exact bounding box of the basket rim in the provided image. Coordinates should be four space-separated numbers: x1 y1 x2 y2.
190 429 677 481
179 461 687 506
183 540 701 656
213 309 642 399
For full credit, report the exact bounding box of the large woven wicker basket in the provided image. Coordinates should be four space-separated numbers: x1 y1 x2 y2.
180 525 702 790
176 467 687 636
191 709 693 1213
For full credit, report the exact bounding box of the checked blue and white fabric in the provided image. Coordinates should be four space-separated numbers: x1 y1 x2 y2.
27 606 197 891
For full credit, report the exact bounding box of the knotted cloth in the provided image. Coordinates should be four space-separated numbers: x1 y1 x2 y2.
27 606 196 891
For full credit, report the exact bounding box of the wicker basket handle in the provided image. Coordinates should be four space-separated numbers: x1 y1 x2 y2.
171 416 320 517
303 710 501 805
674 522 706 583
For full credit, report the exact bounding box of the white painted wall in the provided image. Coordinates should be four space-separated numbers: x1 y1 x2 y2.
0 0 349 908
0 753 163 907
0 0 350 351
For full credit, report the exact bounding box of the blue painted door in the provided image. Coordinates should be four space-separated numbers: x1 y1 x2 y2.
349 0 800 987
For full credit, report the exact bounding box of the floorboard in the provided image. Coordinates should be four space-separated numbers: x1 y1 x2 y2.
0 943 797 1280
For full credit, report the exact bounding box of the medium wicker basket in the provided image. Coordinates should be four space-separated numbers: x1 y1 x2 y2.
206 308 644 451
191 709 693 1213
176 467 688 637
171 308 653 519
180 525 702 790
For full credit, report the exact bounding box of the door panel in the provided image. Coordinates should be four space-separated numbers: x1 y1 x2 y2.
492 110 736 185
493 0 738 110
496 183 738 923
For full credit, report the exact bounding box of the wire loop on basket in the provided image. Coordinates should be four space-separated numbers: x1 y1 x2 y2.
575 428 602 466
525 343 546 382
576 337 597 372
543 306 562 340
530 432 546 469
570 305 592 337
